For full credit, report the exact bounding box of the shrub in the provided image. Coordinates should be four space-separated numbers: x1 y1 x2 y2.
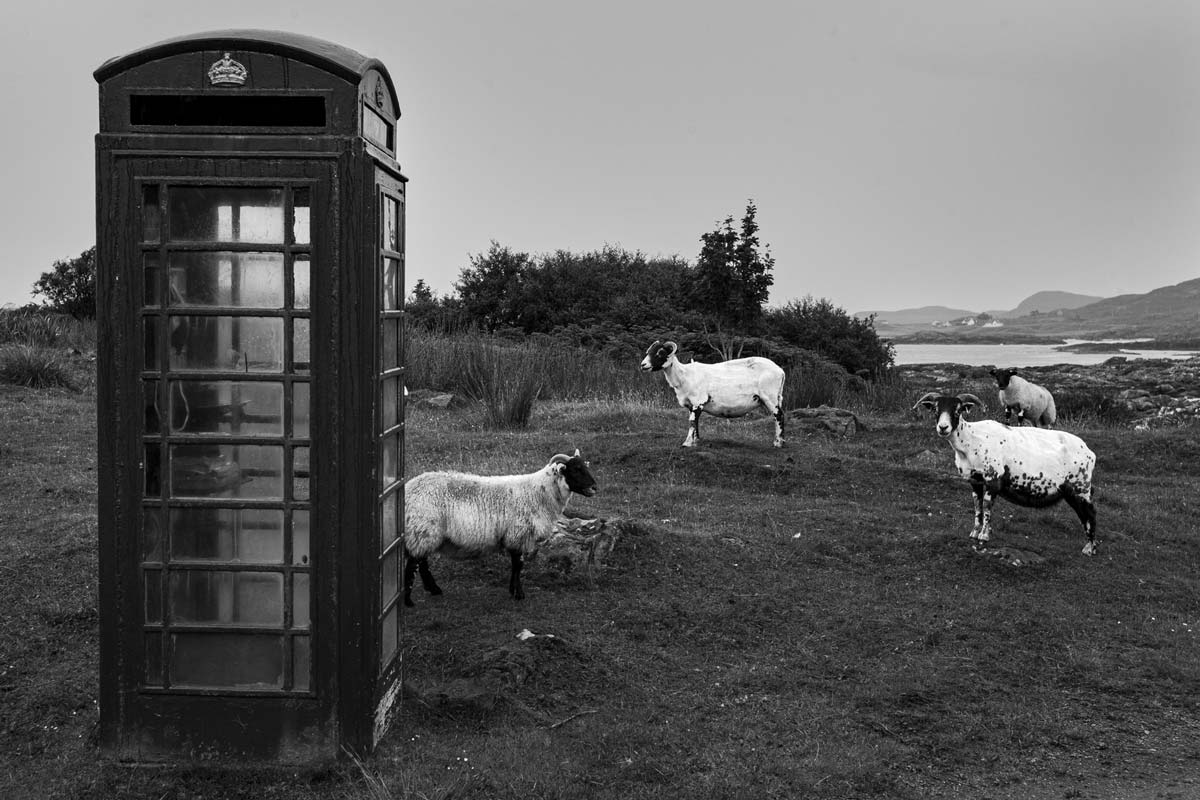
33 247 96 319
0 345 76 389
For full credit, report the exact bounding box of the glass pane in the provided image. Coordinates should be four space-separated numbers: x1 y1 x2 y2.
293 187 310 246
168 187 285 243
292 510 310 566
381 377 397 430
293 382 310 438
293 318 310 373
144 318 158 371
143 184 161 242
381 435 397 489
383 196 398 251
145 569 162 623
364 106 392 150
293 446 310 501
381 490 398 549
172 508 284 563
143 505 163 562
144 252 160 307
381 547 398 603
293 573 310 629
168 316 284 373
293 256 311 310
145 633 163 686
144 380 160 433
169 381 284 436
381 258 397 311
382 318 398 370
145 444 161 497
293 636 311 692
171 633 283 689
170 571 284 625
170 444 283 499
168 252 284 308
380 604 398 668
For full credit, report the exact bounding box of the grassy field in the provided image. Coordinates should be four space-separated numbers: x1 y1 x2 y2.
2 349 1199 799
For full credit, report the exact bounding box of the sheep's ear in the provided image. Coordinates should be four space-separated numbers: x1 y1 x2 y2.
912 392 940 412
988 368 997 377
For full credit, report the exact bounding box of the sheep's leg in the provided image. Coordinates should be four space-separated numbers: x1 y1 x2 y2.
683 405 702 447
756 394 786 448
1003 405 1015 426
508 549 525 600
403 550 417 607
977 489 997 543
1063 488 1098 556
968 477 985 539
420 561 444 597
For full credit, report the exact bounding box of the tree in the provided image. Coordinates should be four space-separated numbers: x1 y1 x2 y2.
688 202 774 331
453 242 533 332
34 246 96 319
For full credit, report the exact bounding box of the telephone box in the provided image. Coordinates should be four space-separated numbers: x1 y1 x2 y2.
94 30 406 762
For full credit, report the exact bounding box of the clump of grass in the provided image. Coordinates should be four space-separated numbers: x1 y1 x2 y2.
0 345 76 389
1055 385 1137 426
460 342 546 428
0 309 95 350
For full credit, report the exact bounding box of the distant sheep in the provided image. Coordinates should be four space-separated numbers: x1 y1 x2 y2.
402 450 598 606
913 392 1097 555
640 340 786 448
989 368 1056 427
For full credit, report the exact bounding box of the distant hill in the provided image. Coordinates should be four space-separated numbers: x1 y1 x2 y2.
853 305 976 325
1037 277 1200 337
985 290 1104 318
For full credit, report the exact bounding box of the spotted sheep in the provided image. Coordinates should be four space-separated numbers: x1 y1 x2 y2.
913 392 1098 555
402 451 598 606
989 367 1057 427
640 340 786 448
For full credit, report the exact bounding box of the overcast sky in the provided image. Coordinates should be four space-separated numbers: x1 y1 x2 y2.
4 0 1200 313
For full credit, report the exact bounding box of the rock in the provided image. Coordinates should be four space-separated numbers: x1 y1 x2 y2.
406 389 459 409
905 449 941 467
972 543 1048 567
788 405 864 436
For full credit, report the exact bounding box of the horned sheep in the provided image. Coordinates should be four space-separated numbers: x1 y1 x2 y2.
402 451 598 606
989 367 1057 428
913 392 1098 555
640 340 786 448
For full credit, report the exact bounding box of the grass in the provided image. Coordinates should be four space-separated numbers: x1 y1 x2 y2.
2 365 1199 799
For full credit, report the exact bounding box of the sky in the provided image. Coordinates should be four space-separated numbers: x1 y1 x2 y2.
3 0 1200 314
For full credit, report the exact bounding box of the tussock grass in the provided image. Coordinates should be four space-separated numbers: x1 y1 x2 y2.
0 308 95 350
0 344 76 389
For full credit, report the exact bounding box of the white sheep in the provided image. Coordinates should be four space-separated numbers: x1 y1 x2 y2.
989 368 1057 427
913 392 1097 555
402 450 598 606
640 340 786 448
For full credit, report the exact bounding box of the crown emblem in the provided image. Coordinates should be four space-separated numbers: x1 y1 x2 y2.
207 52 248 86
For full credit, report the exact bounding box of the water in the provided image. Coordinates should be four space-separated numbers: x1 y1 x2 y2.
894 341 1200 367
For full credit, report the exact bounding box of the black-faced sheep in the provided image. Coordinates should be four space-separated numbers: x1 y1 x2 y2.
913 392 1097 555
989 367 1057 427
402 451 598 606
640 340 786 448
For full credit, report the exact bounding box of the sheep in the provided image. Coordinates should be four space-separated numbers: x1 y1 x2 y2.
640 340 786 448
912 392 1097 555
402 450 598 606
989 367 1057 428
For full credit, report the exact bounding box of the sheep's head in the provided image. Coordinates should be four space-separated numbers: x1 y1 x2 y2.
989 367 1018 389
640 340 678 372
913 392 985 438
549 449 598 497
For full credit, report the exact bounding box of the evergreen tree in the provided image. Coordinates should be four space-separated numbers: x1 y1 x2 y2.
688 202 774 330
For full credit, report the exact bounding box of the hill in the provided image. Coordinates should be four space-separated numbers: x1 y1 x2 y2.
994 277 1200 341
853 305 975 325
985 290 1104 318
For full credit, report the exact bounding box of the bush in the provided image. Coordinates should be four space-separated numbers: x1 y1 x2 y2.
0 345 76 389
33 247 96 319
